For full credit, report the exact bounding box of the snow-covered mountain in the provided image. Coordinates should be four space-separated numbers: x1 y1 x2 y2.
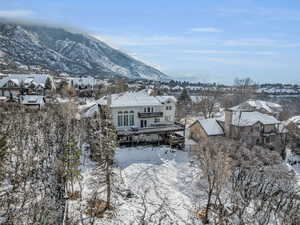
0 21 168 80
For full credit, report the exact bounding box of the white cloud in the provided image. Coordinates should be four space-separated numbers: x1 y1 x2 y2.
94 34 300 49
190 27 222 33
183 50 279 56
93 34 191 47
0 10 34 18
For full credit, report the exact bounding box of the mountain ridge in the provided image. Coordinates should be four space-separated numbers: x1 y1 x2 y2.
0 21 168 80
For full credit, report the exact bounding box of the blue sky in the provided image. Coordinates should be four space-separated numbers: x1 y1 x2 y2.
1 0 300 84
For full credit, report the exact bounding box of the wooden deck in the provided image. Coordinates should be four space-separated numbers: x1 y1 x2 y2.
117 122 185 149
117 123 185 136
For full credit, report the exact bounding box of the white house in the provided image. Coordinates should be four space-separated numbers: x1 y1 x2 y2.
95 90 184 146
98 90 176 129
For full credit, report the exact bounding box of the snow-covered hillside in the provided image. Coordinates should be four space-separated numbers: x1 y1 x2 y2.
0 21 168 81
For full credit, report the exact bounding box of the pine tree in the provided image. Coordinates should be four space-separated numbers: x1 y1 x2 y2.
178 88 191 103
61 136 81 194
88 106 117 211
0 135 7 182
45 77 53 90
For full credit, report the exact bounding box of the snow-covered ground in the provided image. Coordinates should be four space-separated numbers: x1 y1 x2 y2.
286 148 300 189
115 146 190 168
68 146 202 225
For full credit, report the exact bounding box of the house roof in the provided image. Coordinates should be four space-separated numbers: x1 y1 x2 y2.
286 115 300 128
230 99 282 113
67 76 96 86
288 115 300 125
97 90 169 108
197 118 224 136
218 111 280 126
155 95 177 104
78 103 100 118
0 74 52 88
21 95 45 105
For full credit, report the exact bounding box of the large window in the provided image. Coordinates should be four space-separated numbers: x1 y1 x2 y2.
117 112 123 127
124 111 129 126
118 111 134 127
129 111 134 126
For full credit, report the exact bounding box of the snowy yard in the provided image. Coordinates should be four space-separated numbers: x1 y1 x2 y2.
286 149 300 189
68 146 202 225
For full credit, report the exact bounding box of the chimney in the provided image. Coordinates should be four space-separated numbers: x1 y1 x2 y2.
224 109 233 137
107 94 112 106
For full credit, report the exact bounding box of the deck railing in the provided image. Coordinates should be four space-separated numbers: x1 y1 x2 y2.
138 112 163 118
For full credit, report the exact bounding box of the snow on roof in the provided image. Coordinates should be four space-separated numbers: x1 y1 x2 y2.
231 99 282 113
286 115 300 129
218 111 280 126
288 115 300 125
155 95 177 103
79 103 100 118
97 90 165 108
112 92 161 107
21 95 45 105
0 74 52 88
9 79 20 85
198 118 224 136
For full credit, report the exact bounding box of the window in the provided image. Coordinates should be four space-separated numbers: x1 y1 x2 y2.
144 108 147 112
147 107 151 112
155 118 160 123
141 120 147 128
124 111 129 126
129 111 134 126
117 112 123 127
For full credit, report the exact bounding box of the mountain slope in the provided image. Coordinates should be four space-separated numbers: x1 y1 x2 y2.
0 21 168 80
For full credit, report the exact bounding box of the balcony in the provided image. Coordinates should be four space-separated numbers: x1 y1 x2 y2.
117 122 185 136
138 112 163 118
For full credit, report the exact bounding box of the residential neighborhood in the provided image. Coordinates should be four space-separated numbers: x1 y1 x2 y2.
1 1 300 223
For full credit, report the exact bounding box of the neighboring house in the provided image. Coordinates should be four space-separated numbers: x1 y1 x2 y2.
67 76 96 92
189 118 224 142
0 74 54 97
21 95 45 109
0 96 8 103
230 99 282 118
95 90 184 147
190 109 287 149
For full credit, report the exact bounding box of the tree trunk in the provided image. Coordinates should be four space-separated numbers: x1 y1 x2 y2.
105 155 111 210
